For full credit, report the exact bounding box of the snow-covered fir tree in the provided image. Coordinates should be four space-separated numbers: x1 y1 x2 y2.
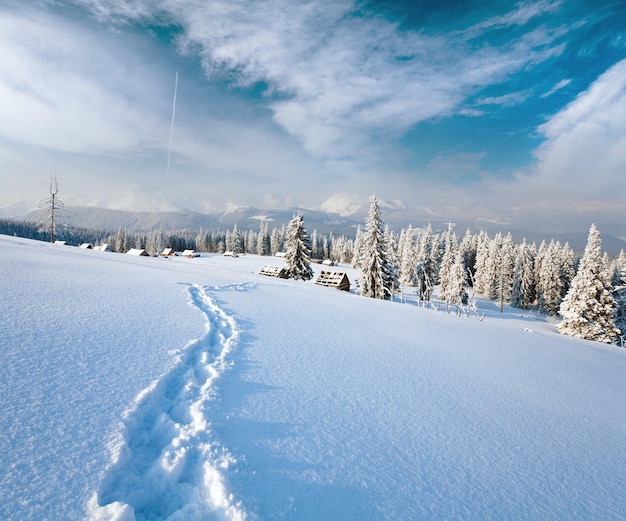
399 225 418 286
270 227 282 255
482 233 503 300
114 227 129 253
438 222 458 302
358 196 396 300
472 231 491 295
330 235 353 264
351 225 365 269
511 239 536 309
415 224 436 287
559 243 576 299
283 213 314 280
256 221 270 256
447 250 468 305
429 232 442 285
459 228 478 284
537 241 565 315
384 224 400 293
415 259 434 301
225 224 242 254
493 233 515 312
610 249 626 345
533 240 548 306
558 224 620 344
310 230 320 260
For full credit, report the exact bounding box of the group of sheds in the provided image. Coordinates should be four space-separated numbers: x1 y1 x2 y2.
259 264 351 292
58 241 351 292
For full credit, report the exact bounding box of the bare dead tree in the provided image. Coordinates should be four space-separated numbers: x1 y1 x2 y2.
38 175 65 243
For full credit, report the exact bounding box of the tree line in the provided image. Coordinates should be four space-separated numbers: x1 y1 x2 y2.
2 196 624 345
349 196 625 346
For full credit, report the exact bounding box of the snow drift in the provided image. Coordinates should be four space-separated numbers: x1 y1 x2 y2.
0 234 624 520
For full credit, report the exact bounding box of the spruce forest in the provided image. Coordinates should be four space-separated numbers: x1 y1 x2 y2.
2 197 625 347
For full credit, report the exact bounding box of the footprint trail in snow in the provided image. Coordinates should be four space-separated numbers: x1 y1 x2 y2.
88 284 248 521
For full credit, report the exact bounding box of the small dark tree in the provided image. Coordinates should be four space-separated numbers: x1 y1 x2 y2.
283 213 313 280
38 175 65 243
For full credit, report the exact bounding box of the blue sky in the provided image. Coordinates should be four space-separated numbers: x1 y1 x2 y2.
0 0 625 232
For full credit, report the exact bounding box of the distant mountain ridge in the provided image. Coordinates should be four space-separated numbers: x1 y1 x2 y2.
16 205 626 254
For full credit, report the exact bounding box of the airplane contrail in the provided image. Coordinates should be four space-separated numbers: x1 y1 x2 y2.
166 71 178 176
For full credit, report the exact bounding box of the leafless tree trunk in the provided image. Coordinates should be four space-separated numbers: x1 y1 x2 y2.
38 175 65 243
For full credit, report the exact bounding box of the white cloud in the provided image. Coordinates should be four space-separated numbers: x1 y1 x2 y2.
69 0 569 163
488 58 626 222
540 78 572 98
533 59 626 190
476 91 532 107
0 9 166 156
463 0 563 36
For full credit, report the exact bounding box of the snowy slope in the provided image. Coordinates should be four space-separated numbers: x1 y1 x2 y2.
0 235 624 520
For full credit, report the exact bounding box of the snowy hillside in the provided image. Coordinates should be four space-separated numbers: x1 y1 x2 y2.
1 234 624 521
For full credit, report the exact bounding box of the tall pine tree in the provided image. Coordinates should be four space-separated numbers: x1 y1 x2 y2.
358 196 395 300
558 225 620 343
283 213 314 280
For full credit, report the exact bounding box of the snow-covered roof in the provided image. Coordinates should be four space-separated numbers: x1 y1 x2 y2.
315 270 350 291
126 248 149 256
259 265 287 278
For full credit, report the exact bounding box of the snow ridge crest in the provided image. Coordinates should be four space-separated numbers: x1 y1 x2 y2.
87 284 246 521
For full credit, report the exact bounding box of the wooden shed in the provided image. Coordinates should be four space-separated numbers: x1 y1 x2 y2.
315 270 350 291
126 248 149 256
161 247 176 256
181 249 200 258
259 265 288 278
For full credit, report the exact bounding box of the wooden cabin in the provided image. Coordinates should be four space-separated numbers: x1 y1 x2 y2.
126 248 149 256
181 249 200 258
315 270 350 291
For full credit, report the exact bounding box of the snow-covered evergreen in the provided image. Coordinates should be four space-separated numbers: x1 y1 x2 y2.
438 222 458 302
351 225 365 269
472 230 491 295
558 225 620 343
225 224 242 254
270 227 282 255
610 249 626 345
283 213 314 280
358 196 396 300
447 250 468 305
399 225 418 286
459 228 478 283
495 233 516 311
511 239 536 310
537 241 565 315
256 221 271 256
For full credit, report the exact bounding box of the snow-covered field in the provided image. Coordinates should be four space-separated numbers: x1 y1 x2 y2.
1 234 625 521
